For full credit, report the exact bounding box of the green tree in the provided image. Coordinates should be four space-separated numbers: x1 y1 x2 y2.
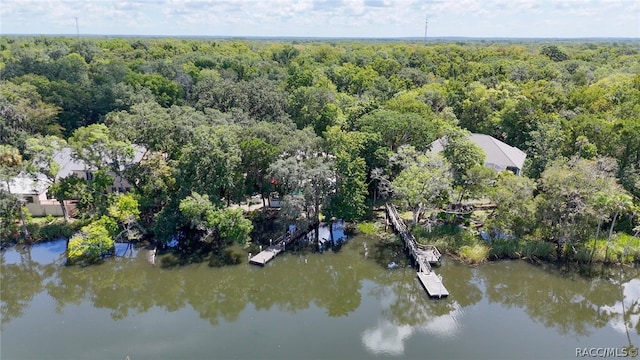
269 155 334 228
356 109 438 152
125 72 184 107
524 119 566 179
105 102 215 158
51 53 89 83
240 138 279 208
440 127 486 201
602 193 634 261
615 118 640 198
0 144 23 187
458 165 496 203
392 151 453 225
108 193 144 241
179 192 252 245
122 152 176 217
498 98 540 150
540 44 569 62
48 174 84 215
486 171 536 239
288 86 339 135
324 126 369 223
536 157 623 260
0 80 61 145
68 123 135 179
63 170 113 217
67 216 117 265
575 135 598 159
176 125 241 205
326 153 368 224
0 189 21 241
0 144 28 241
194 76 288 123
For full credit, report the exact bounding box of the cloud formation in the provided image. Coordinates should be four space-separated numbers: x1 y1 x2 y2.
1 0 637 38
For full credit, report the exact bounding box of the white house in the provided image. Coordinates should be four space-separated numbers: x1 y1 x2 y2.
52 146 146 193
1 173 75 217
4 146 146 217
429 133 527 175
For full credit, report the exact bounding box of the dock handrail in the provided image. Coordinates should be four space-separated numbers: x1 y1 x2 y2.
422 244 442 260
385 203 432 274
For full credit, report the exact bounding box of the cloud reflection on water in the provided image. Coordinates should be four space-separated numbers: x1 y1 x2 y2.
361 289 463 356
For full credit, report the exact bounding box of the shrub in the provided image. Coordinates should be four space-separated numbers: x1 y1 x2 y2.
356 222 379 235
414 224 476 253
609 233 640 263
458 243 490 264
67 218 115 265
489 239 520 259
577 239 606 262
576 235 639 264
519 240 554 261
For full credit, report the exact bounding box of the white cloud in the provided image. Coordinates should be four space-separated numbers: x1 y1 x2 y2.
0 0 637 37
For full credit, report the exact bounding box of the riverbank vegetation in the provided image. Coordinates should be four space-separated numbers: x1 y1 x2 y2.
0 36 638 265
26 216 88 243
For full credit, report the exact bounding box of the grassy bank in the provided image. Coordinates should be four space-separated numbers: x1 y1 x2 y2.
409 224 639 265
0 216 91 247
356 222 380 236
411 225 491 264
574 234 640 264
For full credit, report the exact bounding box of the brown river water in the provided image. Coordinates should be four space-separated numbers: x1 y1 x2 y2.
1 233 638 360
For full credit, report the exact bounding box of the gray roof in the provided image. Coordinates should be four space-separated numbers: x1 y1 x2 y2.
52 146 147 179
1 173 51 195
53 147 86 179
429 133 527 171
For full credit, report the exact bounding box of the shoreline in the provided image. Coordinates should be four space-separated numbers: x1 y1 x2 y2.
4 215 639 270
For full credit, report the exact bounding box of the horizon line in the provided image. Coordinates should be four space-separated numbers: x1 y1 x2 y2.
2 33 639 41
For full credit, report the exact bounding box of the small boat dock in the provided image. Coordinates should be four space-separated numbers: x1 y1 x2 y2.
249 223 316 266
249 242 285 265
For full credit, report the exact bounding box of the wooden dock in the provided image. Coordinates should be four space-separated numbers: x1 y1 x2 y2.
249 222 316 266
385 203 449 298
249 244 284 265
417 272 449 298
419 244 442 264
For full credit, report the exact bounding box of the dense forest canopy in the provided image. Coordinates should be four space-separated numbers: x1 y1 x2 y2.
0 36 638 262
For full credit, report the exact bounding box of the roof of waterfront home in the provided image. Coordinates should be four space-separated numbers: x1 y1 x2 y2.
429 133 527 172
1 173 51 195
52 146 147 179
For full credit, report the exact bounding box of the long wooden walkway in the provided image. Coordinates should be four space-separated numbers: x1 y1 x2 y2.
385 203 449 298
249 222 316 266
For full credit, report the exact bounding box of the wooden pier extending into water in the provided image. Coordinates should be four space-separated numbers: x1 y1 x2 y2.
249 222 316 266
385 203 449 298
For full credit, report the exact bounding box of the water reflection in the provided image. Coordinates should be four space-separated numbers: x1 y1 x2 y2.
2 237 639 359
1 240 66 265
603 278 640 342
361 260 474 356
362 296 464 355
479 262 639 338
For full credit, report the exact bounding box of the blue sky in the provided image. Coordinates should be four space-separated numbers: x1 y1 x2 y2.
1 0 638 38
